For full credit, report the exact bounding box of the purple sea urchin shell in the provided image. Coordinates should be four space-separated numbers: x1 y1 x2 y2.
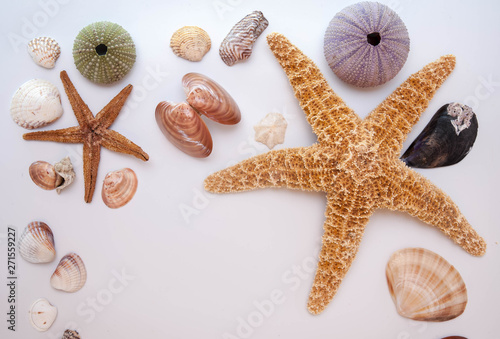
324 2 410 87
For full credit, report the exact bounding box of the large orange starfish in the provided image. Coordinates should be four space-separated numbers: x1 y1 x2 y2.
24 71 149 203
204 33 486 314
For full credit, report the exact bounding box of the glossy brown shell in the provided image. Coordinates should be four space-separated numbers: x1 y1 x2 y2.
29 161 63 190
101 168 138 209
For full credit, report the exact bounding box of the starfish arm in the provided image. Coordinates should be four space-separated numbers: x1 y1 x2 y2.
308 192 373 315
363 55 456 155
380 162 486 256
60 71 95 127
267 33 361 146
205 146 342 193
94 85 133 129
100 130 149 161
83 139 101 203
23 126 85 143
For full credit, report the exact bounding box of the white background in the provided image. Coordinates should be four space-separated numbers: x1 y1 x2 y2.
1 0 500 338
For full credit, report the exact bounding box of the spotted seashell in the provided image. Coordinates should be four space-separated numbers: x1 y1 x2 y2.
182 72 241 125
62 330 81 339
386 248 467 322
401 103 478 168
29 298 57 332
254 112 288 149
10 79 63 129
170 26 211 62
18 221 56 264
155 101 213 158
73 21 136 84
324 2 410 87
219 10 269 66
27 37 61 68
50 253 87 293
102 168 138 209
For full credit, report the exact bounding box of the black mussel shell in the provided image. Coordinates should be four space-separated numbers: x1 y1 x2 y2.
401 103 478 168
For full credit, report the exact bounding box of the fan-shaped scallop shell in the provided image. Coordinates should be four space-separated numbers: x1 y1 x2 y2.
386 248 467 322
10 79 63 129
73 21 136 84
18 221 56 264
155 101 213 158
29 298 57 331
27 37 61 68
219 10 268 66
182 72 241 125
50 253 87 293
101 168 138 208
170 26 211 62
324 2 410 87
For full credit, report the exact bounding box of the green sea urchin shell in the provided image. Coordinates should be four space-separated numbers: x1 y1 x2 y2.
73 21 136 84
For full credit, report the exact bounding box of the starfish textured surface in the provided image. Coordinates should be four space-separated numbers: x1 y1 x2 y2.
204 33 486 315
23 71 149 203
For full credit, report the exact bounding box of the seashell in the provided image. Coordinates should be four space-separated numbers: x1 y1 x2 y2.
27 37 61 68
182 72 241 125
29 298 57 331
324 2 410 87
102 168 138 208
401 103 478 168
18 221 56 264
73 21 136 84
254 112 288 149
29 161 63 191
50 253 87 293
155 101 213 158
62 330 81 339
10 79 63 129
219 10 269 66
442 337 467 339
170 26 211 62
386 248 467 322
53 156 76 193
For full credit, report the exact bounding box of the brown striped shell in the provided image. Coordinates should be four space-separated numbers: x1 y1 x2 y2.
170 26 211 62
219 10 268 66
155 101 213 158
101 168 138 208
50 253 87 293
18 221 56 264
182 72 241 125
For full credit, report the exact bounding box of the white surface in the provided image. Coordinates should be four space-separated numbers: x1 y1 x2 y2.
1 0 500 338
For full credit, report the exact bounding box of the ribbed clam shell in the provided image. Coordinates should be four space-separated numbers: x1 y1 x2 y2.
73 21 136 84
10 79 63 129
324 2 410 87
50 253 87 293
182 72 241 125
170 26 211 62
29 161 63 191
29 298 57 332
386 248 467 322
102 168 138 208
219 10 268 66
27 37 61 68
18 221 56 264
62 330 81 339
401 103 478 168
254 112 288 149
155 101 213 158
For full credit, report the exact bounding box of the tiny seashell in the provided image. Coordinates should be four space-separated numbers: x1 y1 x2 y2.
27 37 61 68
386 248 467 322
50 253 87 293
170 26 211 62
29 298 57 332
102 168 138 208
182 72 241 125
18 221 56 264
29 161 63 191
10 79 63 129
219 10 269 66
53 156 76 194
254 112 288 149
62 330 81 339
155 101 213 158
401 103 478 168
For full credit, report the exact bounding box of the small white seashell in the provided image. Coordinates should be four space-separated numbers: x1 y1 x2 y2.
29 298 57 331
50 253 87 293
18 221 56 264
27 37 61 68
10 79 63 129
53 156 76 194
254 112 288 149
102 168 138 208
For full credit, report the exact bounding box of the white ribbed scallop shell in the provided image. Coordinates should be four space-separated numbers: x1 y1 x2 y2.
50 253 87 293
18 221 56 264
27 37 61 68
170 26 211 62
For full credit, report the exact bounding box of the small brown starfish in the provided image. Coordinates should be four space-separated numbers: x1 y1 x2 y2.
24 71 149 203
